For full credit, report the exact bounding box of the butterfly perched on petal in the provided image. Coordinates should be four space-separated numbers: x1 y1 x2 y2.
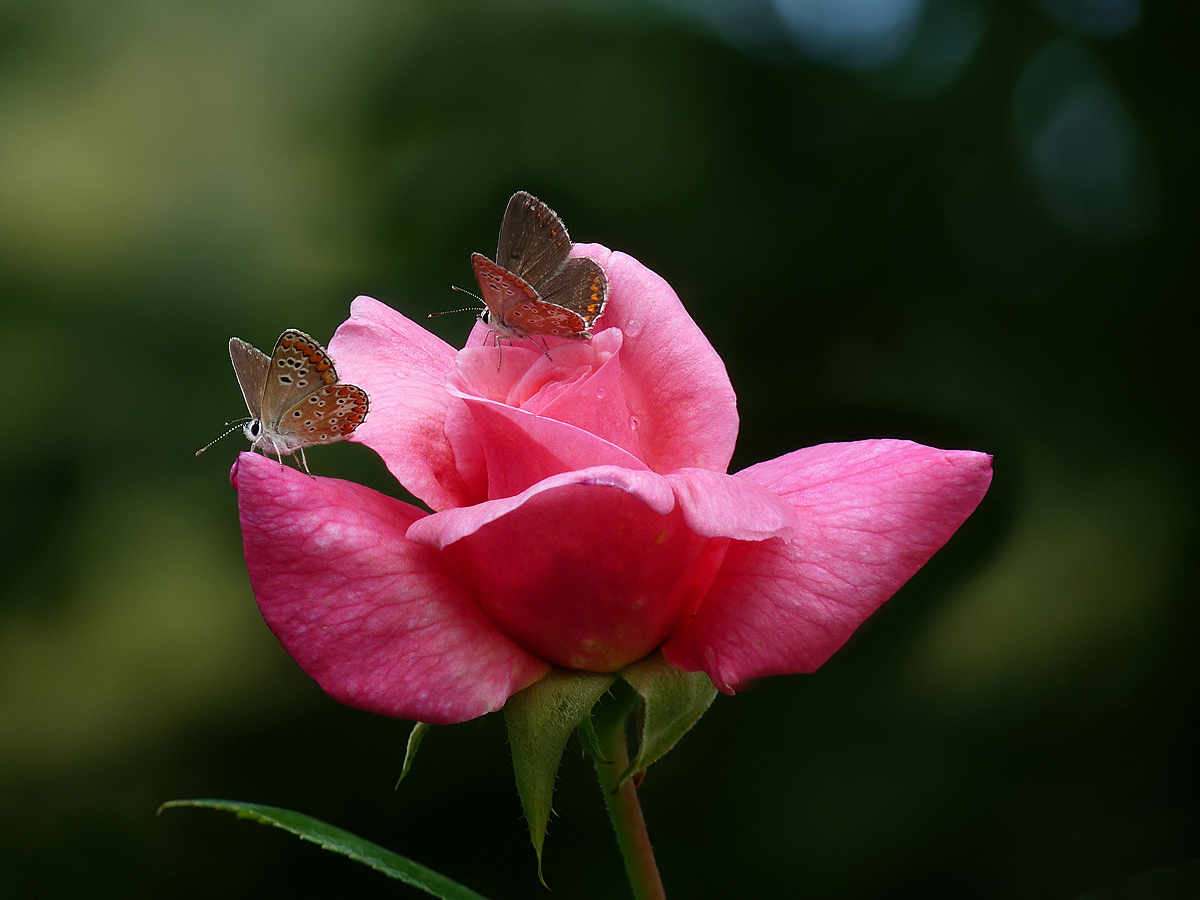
472 191 608 343
200 329 369 474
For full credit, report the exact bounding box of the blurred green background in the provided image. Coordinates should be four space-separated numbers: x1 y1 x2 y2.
1 1 1196 897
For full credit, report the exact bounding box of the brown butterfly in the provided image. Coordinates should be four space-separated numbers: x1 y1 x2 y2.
471 191 608 342
197 329 369 474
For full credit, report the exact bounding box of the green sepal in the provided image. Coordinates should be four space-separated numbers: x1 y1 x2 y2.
617 652 717 785
159 799 490 900
576 708 610 764
395 721 430 789
503 669 616 881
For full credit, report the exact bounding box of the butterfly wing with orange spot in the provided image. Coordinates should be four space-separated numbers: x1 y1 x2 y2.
278 382 370 445
538 256 609 334
259 330 340 432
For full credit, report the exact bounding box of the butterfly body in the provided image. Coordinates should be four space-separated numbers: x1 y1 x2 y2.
218 330 369 473
472 192 608 344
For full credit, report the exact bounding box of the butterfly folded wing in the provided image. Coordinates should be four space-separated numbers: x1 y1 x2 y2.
472 253 540 336
259 330 341 432
277 383 371 449
505 300 589 339
228 338 271 420
537 256 609 332
495 191 572 288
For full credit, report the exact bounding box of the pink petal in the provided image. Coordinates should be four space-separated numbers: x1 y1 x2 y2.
454 325 640 460
407 467 725 673
327 296 471 511
406 465 676 548
233 452 549 724
507 330 642 459
447 385 648 500
571 244 739 474
666 468 800 540
443 331 642 501
661 440 993 691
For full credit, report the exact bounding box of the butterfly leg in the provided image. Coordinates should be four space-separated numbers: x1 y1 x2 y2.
297 445 313 477
533 336 555 361
263 437 291 472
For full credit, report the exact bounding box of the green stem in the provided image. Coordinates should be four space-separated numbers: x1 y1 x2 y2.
593 686 666 900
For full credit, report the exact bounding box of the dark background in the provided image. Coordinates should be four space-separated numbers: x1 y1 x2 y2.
1 1 1196 897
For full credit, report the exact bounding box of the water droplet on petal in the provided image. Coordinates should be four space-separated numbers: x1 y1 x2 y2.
629 415 640 431
625 319 644 337
596 388 607 399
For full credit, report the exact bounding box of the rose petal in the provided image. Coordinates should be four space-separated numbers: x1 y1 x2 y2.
406 465 676 548
447 386 649 500
661 440 993 691
407 467 724 672
571 244 739 474
666 468 800 540
234 452 549 723
327 296 470 511
517 330 643 458
456 322 640 461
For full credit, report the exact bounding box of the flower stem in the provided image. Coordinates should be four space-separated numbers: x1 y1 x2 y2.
593 685 666 900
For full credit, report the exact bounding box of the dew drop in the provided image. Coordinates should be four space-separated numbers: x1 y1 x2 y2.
629 415 640 431
596 388 607 400
625 319 644 337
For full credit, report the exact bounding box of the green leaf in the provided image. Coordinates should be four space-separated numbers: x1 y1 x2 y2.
503 669 616 880
619 653 717 784
396 721 431 789
159 799 490 900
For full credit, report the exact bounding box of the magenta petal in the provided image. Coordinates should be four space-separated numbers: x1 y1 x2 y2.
407 467 722 672
234 452 549 724
327 296 471 511
571 244 739 474
661 440 993 691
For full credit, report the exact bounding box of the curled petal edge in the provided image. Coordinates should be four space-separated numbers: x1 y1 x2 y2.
406 465 677 550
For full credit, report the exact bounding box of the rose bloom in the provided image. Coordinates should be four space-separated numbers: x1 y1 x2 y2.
233 243 992 724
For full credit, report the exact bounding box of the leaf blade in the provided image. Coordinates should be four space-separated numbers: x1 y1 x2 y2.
160 798 491 900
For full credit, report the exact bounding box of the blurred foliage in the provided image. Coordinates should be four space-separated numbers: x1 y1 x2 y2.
1 0 1196 897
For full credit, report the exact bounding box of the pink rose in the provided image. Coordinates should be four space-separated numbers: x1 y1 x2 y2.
233 244 992 725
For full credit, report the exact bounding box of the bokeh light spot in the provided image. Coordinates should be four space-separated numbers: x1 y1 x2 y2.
1013 40 1157 244
1036 0 1140 37
771 0 925 68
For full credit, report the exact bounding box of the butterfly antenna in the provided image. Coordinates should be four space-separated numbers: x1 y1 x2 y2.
428 286 485 320
451 284 483 303
195 420 248 457
427 307 481 319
